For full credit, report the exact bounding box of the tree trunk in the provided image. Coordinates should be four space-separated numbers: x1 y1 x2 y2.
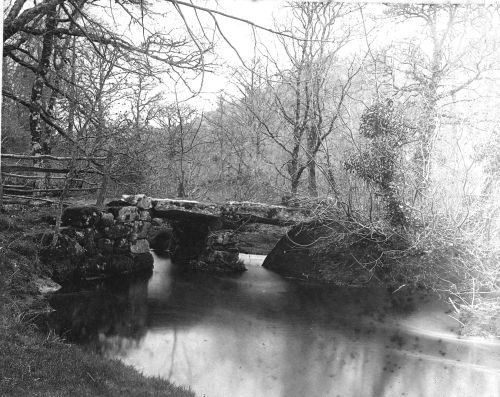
306 125 319 197
307 156 318 197
414 99 437 201
290 175 300 199
288 149 300 198
29 6 57 190
414 7 442 200
96 154 112 207
177 181 186 198
177 170 186 198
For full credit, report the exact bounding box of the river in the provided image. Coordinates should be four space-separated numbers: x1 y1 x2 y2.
46 253 500 397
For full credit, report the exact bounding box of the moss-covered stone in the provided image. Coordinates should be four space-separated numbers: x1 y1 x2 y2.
130 239 150 254
262 220 402 285
117 206 139 222
61 206 101 228
188 256 246 274
104 224 131 239
99 212 115 227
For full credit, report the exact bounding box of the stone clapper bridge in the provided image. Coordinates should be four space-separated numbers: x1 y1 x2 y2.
46 195 309 281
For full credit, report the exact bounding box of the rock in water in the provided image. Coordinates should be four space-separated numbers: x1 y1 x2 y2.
262 220 394 285
35 277 61 294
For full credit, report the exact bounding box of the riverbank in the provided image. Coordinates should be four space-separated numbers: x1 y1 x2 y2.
0 202 497 396
0 205 194 397
263 217 500 338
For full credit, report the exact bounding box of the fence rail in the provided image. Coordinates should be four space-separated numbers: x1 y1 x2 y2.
1 165 102 174
1 154 105 161
0 172 98 184
1 152 106 206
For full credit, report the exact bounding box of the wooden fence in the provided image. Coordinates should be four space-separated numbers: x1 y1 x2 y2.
0 153 107 206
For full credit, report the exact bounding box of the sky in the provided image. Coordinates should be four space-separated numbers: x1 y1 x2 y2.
68 0 433 111
3 0 496 114
166 0 289 109
152 1 416 110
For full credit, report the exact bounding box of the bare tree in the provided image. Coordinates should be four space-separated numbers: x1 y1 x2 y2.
239 2 361 201
152 97 205 198
3 0 214 170
383 4 500 197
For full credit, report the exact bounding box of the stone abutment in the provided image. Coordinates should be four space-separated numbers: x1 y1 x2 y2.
42 194 303 281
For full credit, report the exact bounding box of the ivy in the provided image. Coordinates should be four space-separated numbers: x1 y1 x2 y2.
346 99 410 227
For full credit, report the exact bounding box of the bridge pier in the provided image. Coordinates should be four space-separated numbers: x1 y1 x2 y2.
152 222 243 274
43 195 272 281
40 204 154 282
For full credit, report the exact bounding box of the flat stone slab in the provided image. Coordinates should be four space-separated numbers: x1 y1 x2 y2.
152 207 220 223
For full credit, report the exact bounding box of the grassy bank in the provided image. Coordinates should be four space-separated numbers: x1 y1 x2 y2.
0 205 194 397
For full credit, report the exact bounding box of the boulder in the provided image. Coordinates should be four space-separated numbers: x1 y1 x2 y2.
139 210 152 221
121 194 153 210
136 221 151 239
151 217 164 226
206 230 237 250
35 277 61 294
262 220 395 285
189 250 245 274
136 196 152 210
103 224 130 239
121 194 140 205
117 206 139 222
130 239 150 254
201 249 240 265
61 206 101 228
99 212 115 227
106 199 128 207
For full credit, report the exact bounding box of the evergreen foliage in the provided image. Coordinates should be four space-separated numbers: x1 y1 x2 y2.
345 100 411 227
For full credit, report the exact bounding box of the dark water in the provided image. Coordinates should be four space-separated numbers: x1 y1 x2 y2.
47 253 500 397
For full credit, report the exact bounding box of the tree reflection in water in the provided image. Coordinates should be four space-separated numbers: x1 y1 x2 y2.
48 253 500 397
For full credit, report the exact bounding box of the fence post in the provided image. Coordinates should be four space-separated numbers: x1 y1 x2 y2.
51 159 76 247
96 154 111 208
0 171 4 209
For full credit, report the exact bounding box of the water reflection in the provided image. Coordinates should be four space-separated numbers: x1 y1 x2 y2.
46 273 150 347
49 253 500 397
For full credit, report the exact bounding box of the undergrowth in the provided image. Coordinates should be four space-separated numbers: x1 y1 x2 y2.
306 198 500 337
393 213 500 338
